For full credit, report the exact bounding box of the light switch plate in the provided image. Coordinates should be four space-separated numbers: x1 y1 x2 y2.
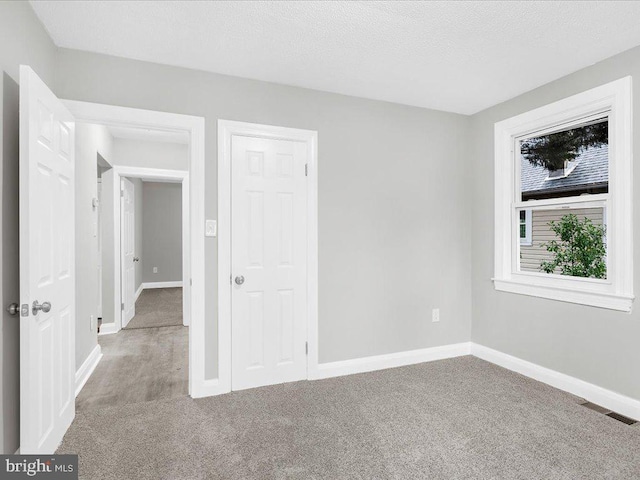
206 220 217 237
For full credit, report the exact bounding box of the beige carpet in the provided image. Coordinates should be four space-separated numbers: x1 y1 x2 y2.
124 287 183 330
59 356 640 479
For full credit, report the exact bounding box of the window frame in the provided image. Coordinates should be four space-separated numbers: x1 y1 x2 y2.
493 77 633 312
519 209 532 246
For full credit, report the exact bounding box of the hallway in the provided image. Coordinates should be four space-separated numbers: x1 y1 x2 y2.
78 288 188 412
125 287 183 330
77 326 188 412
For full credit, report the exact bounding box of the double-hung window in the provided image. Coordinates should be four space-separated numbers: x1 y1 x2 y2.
493 77 633 312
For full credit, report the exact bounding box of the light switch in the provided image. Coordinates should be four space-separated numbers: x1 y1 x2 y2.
206 220 217 237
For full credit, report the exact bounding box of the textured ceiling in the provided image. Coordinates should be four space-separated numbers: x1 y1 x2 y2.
31 1 640 115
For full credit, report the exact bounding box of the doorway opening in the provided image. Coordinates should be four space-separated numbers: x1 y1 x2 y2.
76 123 191 411
18 66 206 454
64 99 208 403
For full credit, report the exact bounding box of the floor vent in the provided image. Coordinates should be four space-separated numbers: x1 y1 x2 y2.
580 401 638 425
606 412 638 426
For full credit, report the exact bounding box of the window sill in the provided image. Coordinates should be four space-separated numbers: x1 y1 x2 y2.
493 278 634 312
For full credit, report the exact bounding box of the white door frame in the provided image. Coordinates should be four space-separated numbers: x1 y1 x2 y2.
112 166 189 332
218 120 318 394
62 100 209 398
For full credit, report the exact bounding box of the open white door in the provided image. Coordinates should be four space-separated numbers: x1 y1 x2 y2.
121 177 135 327
19 66 75 453
97 180 103 318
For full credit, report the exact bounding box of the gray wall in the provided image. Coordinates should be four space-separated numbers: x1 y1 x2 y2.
469 45 640 402
74 123 112 367
142 182 182 283
113 138 188 171
0 0 57 455
55 48 473 378
3 0 640 454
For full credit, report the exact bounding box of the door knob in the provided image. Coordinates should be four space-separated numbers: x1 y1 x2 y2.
234 276 245 285
32 300 51 315
6 303 19 316
133 256 140 262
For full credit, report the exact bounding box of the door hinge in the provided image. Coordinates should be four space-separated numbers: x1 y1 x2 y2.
305 341 308 355
190 278 193 286
121 302 124 311
120 189 124 197
305 164 308 177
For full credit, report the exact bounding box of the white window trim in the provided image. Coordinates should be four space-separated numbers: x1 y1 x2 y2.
519 209 532 246
494 77 633 312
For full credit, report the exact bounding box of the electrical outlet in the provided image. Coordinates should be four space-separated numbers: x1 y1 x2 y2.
432 308 440 323
153 267 158 274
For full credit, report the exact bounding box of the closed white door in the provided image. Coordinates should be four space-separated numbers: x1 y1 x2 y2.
121 178 135 327
19 65 75 453
231 136 308 391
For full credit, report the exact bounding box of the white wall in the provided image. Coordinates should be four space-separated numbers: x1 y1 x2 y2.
100 170 115 327
142 182 182 283
75 123 112 367
470 45 640 403
112 138 188 170
55 48 474 380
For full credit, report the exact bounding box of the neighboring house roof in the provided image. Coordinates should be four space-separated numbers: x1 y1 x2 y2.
521 144 608 198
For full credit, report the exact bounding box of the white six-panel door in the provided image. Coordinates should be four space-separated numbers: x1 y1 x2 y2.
231 136 308 391
121 177 135 327
19 65 75 453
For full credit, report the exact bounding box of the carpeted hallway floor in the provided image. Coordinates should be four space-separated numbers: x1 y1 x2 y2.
76 325 188 412
59 356 640 479
124 287 183 330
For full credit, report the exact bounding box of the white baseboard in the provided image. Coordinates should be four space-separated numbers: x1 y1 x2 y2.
193 340 640 422
135 284 144 301
75 344 103 397
309 342 472 380
471 343 640 421
98 322 119 336
191 378 227 398
141 281 183 289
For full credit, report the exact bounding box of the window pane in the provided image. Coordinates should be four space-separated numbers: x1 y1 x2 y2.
518 207 606 279
520 119 608 201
